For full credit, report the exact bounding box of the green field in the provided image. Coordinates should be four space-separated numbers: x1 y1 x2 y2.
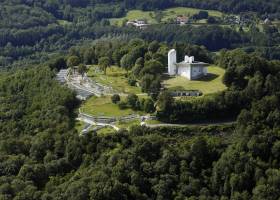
116 120 140 129
80 95 145 117
162 7 223 22
163 66 226 95
57 20 72 26
97 127 115 136
87 65 142 94
110 7 223 26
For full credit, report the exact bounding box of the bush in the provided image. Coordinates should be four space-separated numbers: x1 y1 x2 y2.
128 75 137 86
126 94 139 109
111 94 121 104
143 98 155 113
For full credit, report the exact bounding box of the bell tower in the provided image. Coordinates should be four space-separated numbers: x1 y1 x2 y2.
168 49 177 75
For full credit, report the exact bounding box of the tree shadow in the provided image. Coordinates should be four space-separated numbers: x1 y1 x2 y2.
193 73 219 82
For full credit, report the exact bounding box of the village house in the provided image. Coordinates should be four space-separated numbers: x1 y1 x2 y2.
176 15 189 25
126 19 150 30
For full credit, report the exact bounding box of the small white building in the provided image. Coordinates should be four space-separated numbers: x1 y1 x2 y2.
168 49 209 80
126 19 149 30
176 16 189 25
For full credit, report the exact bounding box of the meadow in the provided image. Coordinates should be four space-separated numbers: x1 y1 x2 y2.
80 95 146 117
110 7 223 26
87 65 142 94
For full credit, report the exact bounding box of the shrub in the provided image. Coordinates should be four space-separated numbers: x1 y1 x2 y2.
111 94 121 104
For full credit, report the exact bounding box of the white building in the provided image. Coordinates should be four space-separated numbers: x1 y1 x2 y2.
176 16 189 25
126 19 149 30
168 49 209 80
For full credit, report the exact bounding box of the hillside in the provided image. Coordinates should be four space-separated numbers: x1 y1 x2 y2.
1 1 280 199
2 0 280 68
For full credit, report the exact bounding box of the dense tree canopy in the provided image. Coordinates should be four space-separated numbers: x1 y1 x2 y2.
1 0 280 68
1 1 280 199
1 64 280 199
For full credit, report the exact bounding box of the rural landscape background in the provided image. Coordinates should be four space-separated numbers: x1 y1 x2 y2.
1 0 280 199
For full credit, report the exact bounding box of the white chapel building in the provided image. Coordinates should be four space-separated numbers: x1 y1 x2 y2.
168 49 209 80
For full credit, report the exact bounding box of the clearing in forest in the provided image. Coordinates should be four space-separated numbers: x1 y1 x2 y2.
110 7 223 26
87 65 142 94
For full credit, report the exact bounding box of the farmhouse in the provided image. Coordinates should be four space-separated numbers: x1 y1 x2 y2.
168 49 209 80
126 19 149 29
176 15 189 25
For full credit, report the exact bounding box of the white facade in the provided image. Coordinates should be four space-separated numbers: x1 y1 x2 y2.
168 49 177 75
126 20 150 29
168 49 208 80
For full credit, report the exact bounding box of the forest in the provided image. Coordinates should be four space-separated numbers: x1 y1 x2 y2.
2 0 280 68
1 0 280 199
0 53 280 199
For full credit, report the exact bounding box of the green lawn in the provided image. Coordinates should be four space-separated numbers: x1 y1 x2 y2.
110 7 223 26
163 66 227 95
116 120 140 129
87 65 142 94
57 20 72 26
145 120 162 125
110 10 157 26
161 7 223 22
97 127 115 136
80 95 145 117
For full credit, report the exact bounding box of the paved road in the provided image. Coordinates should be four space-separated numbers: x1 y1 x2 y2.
77 117 120 131
145 121 236 128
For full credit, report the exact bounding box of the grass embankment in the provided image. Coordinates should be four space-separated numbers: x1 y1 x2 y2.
110 7 223 26
75 120 86 133
80 95 146 117
163 66 227 95
87 65 142 94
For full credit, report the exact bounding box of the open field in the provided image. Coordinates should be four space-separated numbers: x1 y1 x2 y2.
163 66 226 95
116 120 140 129
80 95 145 117
57 20 72 26
162 7 223 22
110 7 223 26
87 65 142 94
97 127 115 136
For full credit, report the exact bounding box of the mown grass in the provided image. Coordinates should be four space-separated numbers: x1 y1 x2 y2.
162 7 223 22
81 96 134 117
97 127 115 136
80 95 146 117
163 66 227 95
110 7 223 26
87 65 142 94
116 120 141 129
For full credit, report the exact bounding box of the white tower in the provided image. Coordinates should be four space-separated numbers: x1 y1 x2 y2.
168 49 177 75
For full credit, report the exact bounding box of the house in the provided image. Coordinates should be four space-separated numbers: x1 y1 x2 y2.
168 49 209 80
126 19 150 30
176 16 189 25
264 18 272 25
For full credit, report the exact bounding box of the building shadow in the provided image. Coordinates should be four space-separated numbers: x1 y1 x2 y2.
162 73 219 82
193 73 219 82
